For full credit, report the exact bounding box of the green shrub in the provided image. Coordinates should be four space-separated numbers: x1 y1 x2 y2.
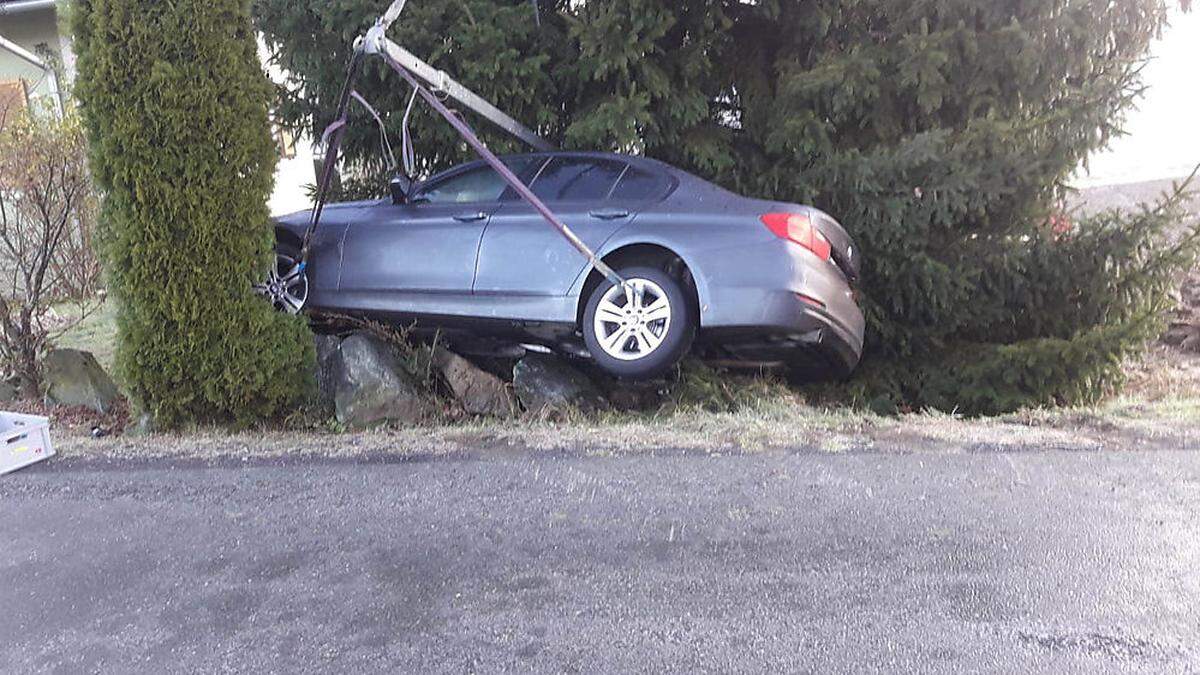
73 0 314 428
255 0 1195 415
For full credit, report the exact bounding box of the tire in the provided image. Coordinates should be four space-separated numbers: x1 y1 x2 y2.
254 242 309 315
582 265 695 379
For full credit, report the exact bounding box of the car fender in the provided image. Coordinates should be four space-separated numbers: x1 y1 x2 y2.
567 222 715 326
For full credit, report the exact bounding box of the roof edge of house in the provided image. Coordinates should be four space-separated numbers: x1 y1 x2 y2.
0 0 57 17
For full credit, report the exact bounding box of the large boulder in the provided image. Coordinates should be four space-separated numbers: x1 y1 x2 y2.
312 333 342 414
432 347 516 418
333 332 428 429
512 354 608 416
0 379 16 403
43 348 120 414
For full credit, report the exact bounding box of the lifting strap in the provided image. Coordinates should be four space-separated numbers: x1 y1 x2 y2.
301 0 625 288
380 53 624 287
350 90 398 172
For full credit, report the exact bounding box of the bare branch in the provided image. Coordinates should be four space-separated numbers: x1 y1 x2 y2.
0 109 104 397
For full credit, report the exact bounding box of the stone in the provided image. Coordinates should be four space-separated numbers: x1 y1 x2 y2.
0 379 16 403
333 332 427 429
512 354 608 416
432 347 516 418
43 348 120 414
312 333 342 414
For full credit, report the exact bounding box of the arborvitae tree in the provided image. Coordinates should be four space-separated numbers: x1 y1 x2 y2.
73 0 314 427
254 0 1195 415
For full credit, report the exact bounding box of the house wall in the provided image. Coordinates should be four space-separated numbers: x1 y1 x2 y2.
0 6 68 112
1 7 313 215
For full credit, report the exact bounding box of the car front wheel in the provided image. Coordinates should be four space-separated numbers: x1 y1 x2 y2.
253 246 309 315
582 266 694 379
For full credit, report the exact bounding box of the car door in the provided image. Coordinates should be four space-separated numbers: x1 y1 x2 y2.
474 156 632 297
338 159 542 300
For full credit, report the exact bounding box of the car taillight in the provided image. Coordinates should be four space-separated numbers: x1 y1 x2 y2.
760 213 832 261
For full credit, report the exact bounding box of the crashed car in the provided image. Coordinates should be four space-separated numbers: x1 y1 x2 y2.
269 151 865 380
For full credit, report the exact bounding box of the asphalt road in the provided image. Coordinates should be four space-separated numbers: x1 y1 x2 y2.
2 446 1199 673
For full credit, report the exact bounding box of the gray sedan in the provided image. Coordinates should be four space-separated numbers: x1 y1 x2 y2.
270 152 865 379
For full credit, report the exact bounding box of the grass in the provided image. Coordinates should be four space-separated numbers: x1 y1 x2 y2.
54 298 118 372
46 296 1200 460
56 387 1200 462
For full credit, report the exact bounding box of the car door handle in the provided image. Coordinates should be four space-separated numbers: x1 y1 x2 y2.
589 208 630 220
453 211 489 222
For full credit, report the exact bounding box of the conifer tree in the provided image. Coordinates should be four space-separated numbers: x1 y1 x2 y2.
74 0 314 427
254 0 1194 414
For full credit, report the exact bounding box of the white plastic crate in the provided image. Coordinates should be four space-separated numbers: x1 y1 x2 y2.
0 411 54 476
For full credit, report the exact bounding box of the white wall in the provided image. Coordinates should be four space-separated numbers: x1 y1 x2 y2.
0 6 67 113
269 142 316 217
3 7 315 216
260 38 316 217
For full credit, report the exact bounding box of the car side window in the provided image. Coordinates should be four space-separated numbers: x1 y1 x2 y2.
414 157 542 204
524 158 627 201
611 166 669 200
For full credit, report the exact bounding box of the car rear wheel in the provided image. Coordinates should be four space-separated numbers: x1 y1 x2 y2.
583 266 694 379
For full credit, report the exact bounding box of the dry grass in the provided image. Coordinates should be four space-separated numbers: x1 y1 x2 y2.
46 269 1200 463
49 384 1198 464
1121 343 1200 402
53 298 118 372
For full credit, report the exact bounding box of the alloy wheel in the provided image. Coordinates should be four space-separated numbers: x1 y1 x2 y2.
254 253 309 315
591 278 673 361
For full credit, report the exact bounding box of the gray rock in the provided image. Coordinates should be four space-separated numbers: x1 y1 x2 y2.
513 354 608 416
312 333 342 414
433 347 516 418
43 348 120 414
0 379 16 403
333 332 427 429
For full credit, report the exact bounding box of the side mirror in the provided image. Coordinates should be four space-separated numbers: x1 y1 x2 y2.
390 175 414 205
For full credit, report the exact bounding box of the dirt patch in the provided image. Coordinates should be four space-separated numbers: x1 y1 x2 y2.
3 396 129 438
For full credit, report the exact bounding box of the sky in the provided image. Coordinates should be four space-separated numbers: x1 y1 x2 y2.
1075 7 1200 187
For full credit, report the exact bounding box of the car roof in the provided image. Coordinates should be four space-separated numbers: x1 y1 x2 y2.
420 151 673 185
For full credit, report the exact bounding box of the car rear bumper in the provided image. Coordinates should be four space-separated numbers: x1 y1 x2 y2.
693 240 865 376
701 295 864 377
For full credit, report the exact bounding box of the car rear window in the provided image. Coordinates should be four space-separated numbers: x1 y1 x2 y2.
610 166 669 200
525 158 627 201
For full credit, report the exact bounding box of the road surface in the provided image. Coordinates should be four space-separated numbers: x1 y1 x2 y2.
2 446 1199 672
